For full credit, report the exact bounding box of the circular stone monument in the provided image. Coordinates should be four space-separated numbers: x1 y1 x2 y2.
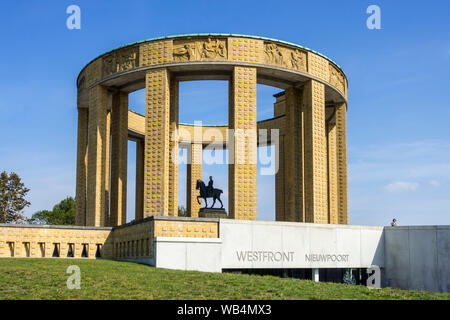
75 34 348 227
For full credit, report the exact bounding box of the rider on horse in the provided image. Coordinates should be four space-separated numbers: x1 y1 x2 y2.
196 177 223 209
207 176 214 197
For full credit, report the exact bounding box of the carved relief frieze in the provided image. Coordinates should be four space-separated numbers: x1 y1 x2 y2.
329 64 346 94
173 38 227 62
264 42 307 72
102 46 139 77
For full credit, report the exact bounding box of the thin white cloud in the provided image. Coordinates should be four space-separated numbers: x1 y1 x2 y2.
429 180 440 187
349 140 450 183
385 181 419 193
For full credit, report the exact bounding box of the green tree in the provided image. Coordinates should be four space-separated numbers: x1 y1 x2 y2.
31 197 75 225
178 206 188 217
343 269 356 285
0 171 31 224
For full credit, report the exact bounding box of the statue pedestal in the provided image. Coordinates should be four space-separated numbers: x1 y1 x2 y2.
199 208 228 219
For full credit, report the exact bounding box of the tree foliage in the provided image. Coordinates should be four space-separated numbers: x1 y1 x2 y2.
0 171 31 224
31 197 75 225
343 269 356 285
178 206 188 217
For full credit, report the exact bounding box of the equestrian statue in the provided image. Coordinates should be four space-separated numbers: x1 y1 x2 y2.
196 176 224 209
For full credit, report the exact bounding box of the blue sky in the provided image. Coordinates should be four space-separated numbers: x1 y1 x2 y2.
0 1 449 226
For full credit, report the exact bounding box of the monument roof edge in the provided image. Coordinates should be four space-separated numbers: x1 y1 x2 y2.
77 33 347 85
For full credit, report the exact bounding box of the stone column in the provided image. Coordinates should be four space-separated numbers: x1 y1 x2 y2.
327 120 339 224
86 85 108 226
336 103 349 224
273 93 286 222
110 91 128 226
275 135 285 221
30 242 38 258
14 242 22 258
187 143 202 217
303 80 328 223
60 243 68 258
75 108 88 226
135 139 145 221
284 87 304 222
228 66 257 220
313 268 320 282
88 243 96 258
144 68 170 217
168 79 179 216
104 110 111 225
45 242 53 258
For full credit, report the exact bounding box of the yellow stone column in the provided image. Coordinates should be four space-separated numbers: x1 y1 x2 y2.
228 66 257 220
88 243 96 258
284 87 304 222
327 121 339 224
135 139 145 221
168 79 179 216
86 85 108 226
303 80 328 223
60 243 68 258
144 68 170 217
30 242 38 258
15 242 22 257
45 242 53 258
275 135 285 221
336 103 349 224
273 93 286 222
187 143 202 217
74 243 83 258
75 108 88 226
110 91 128 226
104 110 111 225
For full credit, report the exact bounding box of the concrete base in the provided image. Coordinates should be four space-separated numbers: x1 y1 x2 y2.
383 226 450 293
313 268 320 282
199 208 228 219
154 237 222 272
150 221 449 292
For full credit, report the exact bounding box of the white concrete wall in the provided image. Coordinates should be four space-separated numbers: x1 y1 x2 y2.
154 237 222 272
145 220 450 293
384 226 450 293
220 220 385 269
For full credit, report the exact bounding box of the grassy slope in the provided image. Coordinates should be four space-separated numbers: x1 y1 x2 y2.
0 258 448 300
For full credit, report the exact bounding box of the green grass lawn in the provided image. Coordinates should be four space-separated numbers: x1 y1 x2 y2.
0 258 448 300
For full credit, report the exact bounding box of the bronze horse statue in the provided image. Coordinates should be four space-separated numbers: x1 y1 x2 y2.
196 179 224 209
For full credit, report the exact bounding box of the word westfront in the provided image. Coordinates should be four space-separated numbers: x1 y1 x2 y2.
236 251 294 262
